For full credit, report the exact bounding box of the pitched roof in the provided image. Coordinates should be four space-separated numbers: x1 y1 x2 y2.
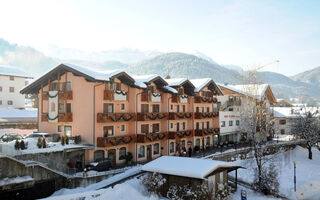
142 156 242 179
0 65 33 78
131 74 168 88
165 78 187 86
273 107 320 118
190 78 212 92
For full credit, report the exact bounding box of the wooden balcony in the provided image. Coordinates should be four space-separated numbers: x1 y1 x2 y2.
194 128 217 136
136 132 168 143
41 113 48 122
194 112 218 119
97 113 136 123
137 112 168 121
171 95 188 103
104 90 128 101
168 130 193 139
58 113 73 122
169 112 193 120
97 135 136 147
194 96 218 103
42 91 73 100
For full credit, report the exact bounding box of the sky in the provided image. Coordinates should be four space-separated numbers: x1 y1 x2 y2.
0 0 319 76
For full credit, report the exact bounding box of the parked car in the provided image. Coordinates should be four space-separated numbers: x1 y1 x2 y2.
0 134 23 142
25 133 58 142
85 159 112 172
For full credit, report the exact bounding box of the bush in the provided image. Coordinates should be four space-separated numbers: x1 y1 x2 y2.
253 163 280 195
166 182 214 200
74 135 81 144
42 138 47 148
14 139 20 150
125 152 133 163
37 136 42 148
65 136 69 145
61 136 65 146
141 172 166 196
20 140 26 150
215 183 231 200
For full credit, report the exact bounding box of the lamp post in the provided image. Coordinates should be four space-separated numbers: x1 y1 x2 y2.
293 160 296 192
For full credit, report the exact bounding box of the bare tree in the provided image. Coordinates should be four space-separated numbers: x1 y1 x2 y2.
292 107 320 159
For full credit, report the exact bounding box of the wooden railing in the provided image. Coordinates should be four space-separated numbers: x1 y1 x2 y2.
194 128 219 136
194 96 218 103
137 113 168 121
97 135 136 147
168 112 193 120
41 112 72 122
97 113 136 123
168 130 193 139
136 132 168 143
194 112 218 119
42 91 73 100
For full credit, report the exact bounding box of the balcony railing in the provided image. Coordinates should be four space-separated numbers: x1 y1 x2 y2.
171 95 188 103
194 128 219 136
97 113 136 123
97 135 136 147
136 132 168 143
41 113 72 122
194 112 218 119
194 96 218 103
168 130 193 139
104 90 128 101
227 99 241 106
42 91 73 100
169 112 193 120
137 112 168 121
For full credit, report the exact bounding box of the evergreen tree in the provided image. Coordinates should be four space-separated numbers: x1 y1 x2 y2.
65 136 69 145
37 136 42 148
61 136 65 145
42 138 47 148
20 140 26 150
14 139 20 150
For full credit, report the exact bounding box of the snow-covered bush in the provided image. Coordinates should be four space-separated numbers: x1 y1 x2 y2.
253 163 279 195
166 182 214 200
20 140 26 150
214 183 231 200
141 172 166 196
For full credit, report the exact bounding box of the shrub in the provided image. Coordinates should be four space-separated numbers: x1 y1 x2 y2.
37 136 42 148
166 182 214 200
74 135 81 144
141 172 166 196
125 152 133 163
65 136 69 145
14 139 20 150
61 136 65 146
42 138 47 148
20 140 26 150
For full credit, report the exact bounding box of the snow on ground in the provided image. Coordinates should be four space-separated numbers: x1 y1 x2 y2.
0 176 33 186
228 185 279 200
48 166 142 198
232 146 320 200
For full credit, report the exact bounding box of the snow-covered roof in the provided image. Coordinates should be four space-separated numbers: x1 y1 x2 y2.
273 107 320 118
218 83 271 100
165 78 187 86
142 156 242 179
131 74 159 88
164 86 178 93
63 63 122 81
190 78 212 93
0 65 33 78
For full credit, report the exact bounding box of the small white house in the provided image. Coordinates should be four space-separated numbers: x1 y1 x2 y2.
142 156 242 195
0 65 33 108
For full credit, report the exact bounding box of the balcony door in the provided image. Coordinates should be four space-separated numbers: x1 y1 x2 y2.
141 104 149 113
103 103 114 113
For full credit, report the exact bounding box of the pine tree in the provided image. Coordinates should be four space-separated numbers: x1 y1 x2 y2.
65 136 69 145
20 140 26 150
61 136 65 145
14 139 20 150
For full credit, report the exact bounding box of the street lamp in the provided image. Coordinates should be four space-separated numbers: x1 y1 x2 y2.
293 160 297 192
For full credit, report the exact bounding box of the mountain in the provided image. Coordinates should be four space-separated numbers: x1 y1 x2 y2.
221 64 243 72
126 52 242 84
291 66 320 86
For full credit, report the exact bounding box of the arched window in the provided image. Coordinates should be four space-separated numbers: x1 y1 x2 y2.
153 143 160 155
51 102 56 112
206 137 210 146
119 147 126 160
93 150 105 162
195 139 200 147
181 140 186 149
138 146 145 158
169 142 175 153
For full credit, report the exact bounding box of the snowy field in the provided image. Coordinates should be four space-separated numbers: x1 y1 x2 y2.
232 146 320 200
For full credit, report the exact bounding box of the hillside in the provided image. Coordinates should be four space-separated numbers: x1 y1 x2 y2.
291 66 320 86
126 52 242 84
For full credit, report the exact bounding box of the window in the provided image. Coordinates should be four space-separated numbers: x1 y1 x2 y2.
202 122 204 129
206 137 210 146
57 125 63 132
206 121 210 129
201 107 204 113
170 123 173 129
170 104 173 110
94 150 105 162
141 124 149 134
58 103 64 113
206 107 210 112
213 135 219 144
66 103 72 113
119 147 126 160
138 146 145 158
196 122 200 130
103 126 114 137
9 87 14 93
51 83 58 91
67 82 72 91
9 76 14 81
229 121 233 126
281 129 285 134
196 107 199 113
181 140 186 149
7 100 13 105
153 143 160 155
221 121 226 127
113 83 120 91
169 142 175 153
103 103 114 113
279 119 286 125
152 123 160 133
176 122 180 131
182 105 186 112
236 120 240 126
65 126 72 137
141 104 149 113
120 125 125 132
195 139 200 147
182 122 186 130
120 104 125 110
0 86 2 92
153 104 160 113
177 105 180 112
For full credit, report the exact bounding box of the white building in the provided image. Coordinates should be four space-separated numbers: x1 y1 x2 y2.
0 65 32 108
